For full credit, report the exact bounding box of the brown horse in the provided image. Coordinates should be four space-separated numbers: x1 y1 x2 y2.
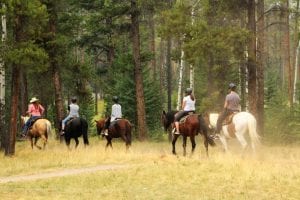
162 111 215 156
21 116 51 149
95 117 132 150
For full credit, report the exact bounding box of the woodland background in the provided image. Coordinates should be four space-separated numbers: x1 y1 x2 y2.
0 0 300 156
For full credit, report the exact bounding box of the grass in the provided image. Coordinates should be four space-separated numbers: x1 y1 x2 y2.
0 136 300 200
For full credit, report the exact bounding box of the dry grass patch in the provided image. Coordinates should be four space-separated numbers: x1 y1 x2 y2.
0 137 300 199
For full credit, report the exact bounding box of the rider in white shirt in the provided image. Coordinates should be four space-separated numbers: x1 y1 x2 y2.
61 97 79 134
103 96 122 136
111 97 122 122
174 88 196 135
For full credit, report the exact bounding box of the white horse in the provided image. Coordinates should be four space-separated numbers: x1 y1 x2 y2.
204 112 260 154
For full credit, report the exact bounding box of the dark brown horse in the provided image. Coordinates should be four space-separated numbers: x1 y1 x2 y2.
59 117 89 148
21 116 51 149
95 117 132 150
162 111 215 156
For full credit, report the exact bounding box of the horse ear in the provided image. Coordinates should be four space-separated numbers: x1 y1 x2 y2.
162 110 166 115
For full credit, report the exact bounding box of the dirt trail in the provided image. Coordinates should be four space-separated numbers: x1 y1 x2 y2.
0 164 128 184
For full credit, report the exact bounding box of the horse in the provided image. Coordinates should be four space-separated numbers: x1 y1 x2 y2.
60 117 89 148
203 112 260 154
162 111 215 156
95 117 132 150
20 116 51 149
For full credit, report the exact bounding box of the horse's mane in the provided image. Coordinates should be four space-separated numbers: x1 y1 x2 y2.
165 110 178 121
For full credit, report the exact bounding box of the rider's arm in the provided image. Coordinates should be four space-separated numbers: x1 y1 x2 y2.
224 98 228 109
39 104 45 115
181 100 186 110
27 104 33 116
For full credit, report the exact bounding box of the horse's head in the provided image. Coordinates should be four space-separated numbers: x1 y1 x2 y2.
95 119 106 135
20 115 30 127
203 112 219 130
161 110 177 131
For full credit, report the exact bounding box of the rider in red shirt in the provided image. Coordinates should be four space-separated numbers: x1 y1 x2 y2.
22 97 45 136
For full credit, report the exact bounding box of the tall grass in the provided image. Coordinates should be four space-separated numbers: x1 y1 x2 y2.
0 136 300 200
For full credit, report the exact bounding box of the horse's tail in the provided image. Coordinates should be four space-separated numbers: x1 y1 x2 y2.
45 120 51 139
125 120 132 146
248 115 260 149
198 115 215 147
82 119 89 145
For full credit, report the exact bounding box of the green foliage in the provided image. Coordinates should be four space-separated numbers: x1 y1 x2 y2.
5 41 48 70
103 52 163 137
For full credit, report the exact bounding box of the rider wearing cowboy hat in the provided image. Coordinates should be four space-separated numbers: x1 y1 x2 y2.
215 83 240 135
22 97 45 137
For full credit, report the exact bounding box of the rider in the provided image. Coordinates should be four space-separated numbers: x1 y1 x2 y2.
103 96 122 136
215 83 240 135
173 88 196 135
22 97 45 137
61 97 79 134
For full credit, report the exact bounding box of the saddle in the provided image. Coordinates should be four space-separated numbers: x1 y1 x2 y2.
222 112 238 125
109 118 122 128
28 117 42 130
179 113 195 124
66 117 77 125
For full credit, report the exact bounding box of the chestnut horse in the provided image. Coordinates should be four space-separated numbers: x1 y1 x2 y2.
95 117 132 150
162 111 215 156
203 112 260 154
21 116 51 149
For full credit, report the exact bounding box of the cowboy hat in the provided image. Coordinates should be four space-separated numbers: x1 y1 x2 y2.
29 97 39 103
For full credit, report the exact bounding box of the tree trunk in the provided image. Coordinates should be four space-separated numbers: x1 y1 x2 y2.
257 0 265 135
52 63 64 136
19 68 28 115
294 40 300 103
131 0 147 141
148 7 156 78
106 17 115 66
5 8 24 156
6 66 20 156
247 0 257 115
0 4 7 150
176 50 184 110
282 1 293 106
47 5 64 138
293 0 300 104
166 37 172 112
159 38 165 95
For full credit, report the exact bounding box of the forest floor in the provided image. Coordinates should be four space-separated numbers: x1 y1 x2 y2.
0 164 128 183
0 136 300 200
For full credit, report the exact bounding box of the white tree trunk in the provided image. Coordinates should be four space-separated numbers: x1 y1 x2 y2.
189 1 198 91
189 64 194 90
293 40 300 103
176 50 184 110
0 4 7 105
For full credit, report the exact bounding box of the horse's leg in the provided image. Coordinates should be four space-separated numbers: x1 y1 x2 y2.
219 134 228 152
190 135 196 155
30 137 34 149
74 138 79 148
203 135 209 157
105 137 113 150
120 132 129 149
235 131 248 155
182 136 187 156
172 134 180 155
34 137 42 150
40 134 47 150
